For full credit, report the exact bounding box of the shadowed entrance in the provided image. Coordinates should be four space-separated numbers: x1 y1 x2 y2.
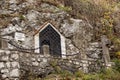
39 24 61 57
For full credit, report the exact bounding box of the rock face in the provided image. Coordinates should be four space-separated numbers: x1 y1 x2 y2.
0 1 93 59
60 18 93 58
115 22 120 37
0 1 102 79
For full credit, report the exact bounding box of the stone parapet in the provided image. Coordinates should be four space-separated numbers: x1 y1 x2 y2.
0 49 110 80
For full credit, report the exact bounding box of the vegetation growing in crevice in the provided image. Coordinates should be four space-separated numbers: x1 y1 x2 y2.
19 59 120 80
61 0 120 59
38 0 120 59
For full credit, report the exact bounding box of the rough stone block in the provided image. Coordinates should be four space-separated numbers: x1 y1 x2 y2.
11 54 19 60
40 62 48 68
1 69 9 73
81 60 88 64
11 62 19 68
0 50 4 53
83 64 87 67
31 58 36 61
2 56 9 61
32 61 39 66
19 53 23 56
10 69 19 77
6 62 10 68
0 62 5 69
5 78 9 80
10 78 19 80
75 62 79 65
25 53 30 58
37 58 42 62
2 74 7 78
43 58 47 63
9 0 17 4
6 51 11 55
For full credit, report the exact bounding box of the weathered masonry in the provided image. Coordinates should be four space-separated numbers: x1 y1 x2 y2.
34 23 66 58
0 22 112 80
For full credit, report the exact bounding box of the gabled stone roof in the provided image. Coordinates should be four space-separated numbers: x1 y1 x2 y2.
34 22 61 36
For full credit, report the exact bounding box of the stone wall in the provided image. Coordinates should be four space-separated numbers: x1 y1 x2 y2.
0 49 107 80
0 50 52 80
0 50 19 80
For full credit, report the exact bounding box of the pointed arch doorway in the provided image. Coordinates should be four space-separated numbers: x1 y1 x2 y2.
34 23 66 58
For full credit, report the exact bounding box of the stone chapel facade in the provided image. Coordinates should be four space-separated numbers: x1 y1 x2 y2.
34 22 66 58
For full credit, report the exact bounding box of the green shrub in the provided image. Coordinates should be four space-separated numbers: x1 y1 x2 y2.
113 59 120 72
60 70 73 80
20 70 41 80
58 5 72 12
81 68 120 80
19 15 25 21
97 68 120 80
75 70 84 78
82 73 100 80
